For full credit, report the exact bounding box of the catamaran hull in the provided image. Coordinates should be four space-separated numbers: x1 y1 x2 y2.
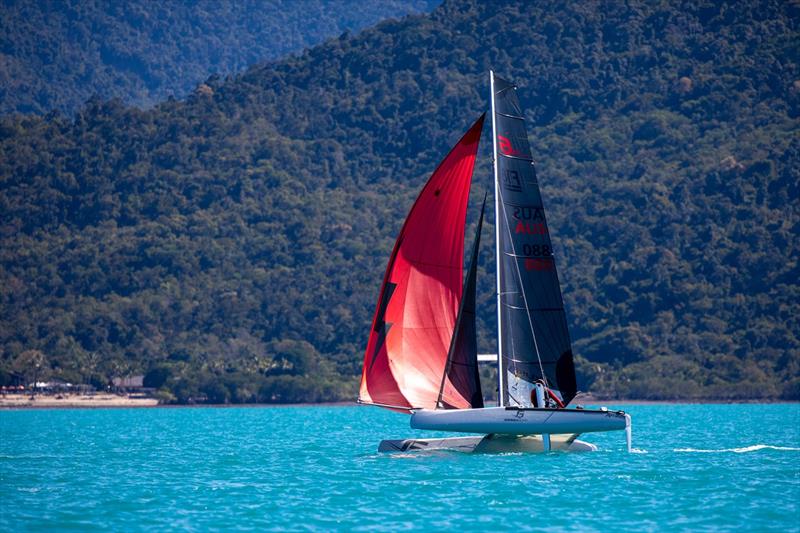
410 406 628 435
379 434 597 453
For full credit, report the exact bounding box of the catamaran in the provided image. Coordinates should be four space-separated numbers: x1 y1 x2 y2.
358 72 631 453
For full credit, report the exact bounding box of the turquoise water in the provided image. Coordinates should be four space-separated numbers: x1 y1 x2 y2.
1 404 798 531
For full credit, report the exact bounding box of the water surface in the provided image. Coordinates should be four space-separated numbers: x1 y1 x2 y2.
2 403 798 531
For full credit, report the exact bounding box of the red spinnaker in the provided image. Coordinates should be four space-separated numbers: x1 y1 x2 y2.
359 115 485 411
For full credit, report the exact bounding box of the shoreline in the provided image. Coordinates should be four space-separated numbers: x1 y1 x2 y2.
0 393 159 409
0 394 796 411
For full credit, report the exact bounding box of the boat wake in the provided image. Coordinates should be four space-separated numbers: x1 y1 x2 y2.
674 444 800 454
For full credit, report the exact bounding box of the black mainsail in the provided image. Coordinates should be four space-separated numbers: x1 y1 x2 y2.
491 72 577 407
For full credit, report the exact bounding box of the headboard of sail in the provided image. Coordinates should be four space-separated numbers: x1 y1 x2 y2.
359 115 485 412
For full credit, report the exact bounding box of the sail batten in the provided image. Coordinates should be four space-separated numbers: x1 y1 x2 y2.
496 113 526 120
359 115 485 412
492 73 577 407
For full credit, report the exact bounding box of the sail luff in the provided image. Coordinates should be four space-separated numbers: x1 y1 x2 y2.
490 70 505 407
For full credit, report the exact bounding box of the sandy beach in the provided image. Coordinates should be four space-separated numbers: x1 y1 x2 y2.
0 393 159 409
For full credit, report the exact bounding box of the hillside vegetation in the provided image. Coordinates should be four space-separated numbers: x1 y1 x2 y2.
0 0 439 115
1 0 798 403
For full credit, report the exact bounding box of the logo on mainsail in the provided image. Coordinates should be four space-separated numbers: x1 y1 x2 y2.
498 134 524 157
503 169 522 191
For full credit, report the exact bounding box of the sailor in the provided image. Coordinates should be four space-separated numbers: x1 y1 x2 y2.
530 389 538 407
531 380 560 408
530 380 547 408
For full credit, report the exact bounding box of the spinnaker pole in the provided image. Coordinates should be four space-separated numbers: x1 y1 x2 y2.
490 70 504 407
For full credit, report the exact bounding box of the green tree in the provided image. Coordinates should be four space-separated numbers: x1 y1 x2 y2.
13 350 49 398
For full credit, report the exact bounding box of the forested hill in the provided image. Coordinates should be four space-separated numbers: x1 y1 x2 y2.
0 0 440 115
1 0 798 403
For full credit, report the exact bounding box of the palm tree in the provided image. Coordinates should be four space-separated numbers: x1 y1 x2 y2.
13 350 47 399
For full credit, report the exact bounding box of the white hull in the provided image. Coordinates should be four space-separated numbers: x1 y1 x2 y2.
379 433 597 453
411 406 628 435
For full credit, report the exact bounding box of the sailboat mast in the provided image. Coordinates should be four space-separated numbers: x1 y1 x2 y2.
490 70 505 407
